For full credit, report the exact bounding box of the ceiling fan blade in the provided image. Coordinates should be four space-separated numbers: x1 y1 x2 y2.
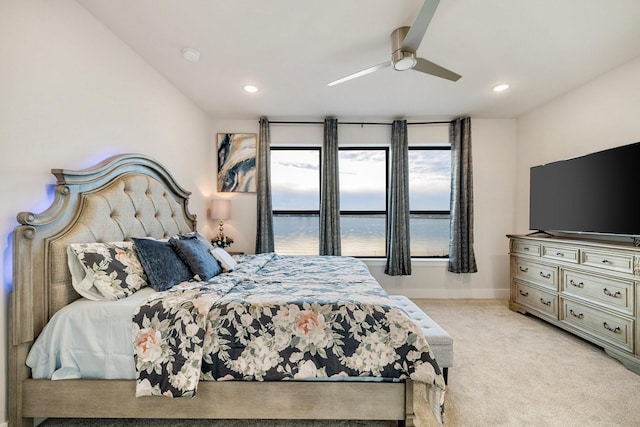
327 61 392 86
413 57 461 81
401 0 440 52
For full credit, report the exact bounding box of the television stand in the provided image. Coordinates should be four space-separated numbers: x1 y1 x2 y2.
507 234 640 375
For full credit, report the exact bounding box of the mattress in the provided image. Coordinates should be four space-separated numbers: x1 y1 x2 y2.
26 288 156 380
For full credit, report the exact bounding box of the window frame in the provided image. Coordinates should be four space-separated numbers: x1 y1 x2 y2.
270 147 322 255
337 147 389 258
408 146 452 259
270 145 451 259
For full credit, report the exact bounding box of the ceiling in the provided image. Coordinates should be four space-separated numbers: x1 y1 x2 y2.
77 0 640 120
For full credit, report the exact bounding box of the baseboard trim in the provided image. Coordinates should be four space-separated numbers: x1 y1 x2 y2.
383 288 510 299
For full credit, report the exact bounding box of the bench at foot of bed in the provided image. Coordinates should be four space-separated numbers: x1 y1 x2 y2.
389 295 453 383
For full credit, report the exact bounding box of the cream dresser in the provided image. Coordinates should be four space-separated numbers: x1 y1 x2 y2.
508 234 640 374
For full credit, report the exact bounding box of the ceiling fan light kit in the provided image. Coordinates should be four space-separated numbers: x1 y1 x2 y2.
393 55 417 71
328 0 461 86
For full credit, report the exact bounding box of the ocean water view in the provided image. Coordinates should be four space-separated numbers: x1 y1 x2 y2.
273 214 449 258
270 148 452 258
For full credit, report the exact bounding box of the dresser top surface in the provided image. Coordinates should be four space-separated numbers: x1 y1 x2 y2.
507 234 640 253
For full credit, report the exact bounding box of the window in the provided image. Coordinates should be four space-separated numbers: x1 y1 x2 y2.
339 148 387 257
271 148 320 255
408 147 451 258
271 145 451 258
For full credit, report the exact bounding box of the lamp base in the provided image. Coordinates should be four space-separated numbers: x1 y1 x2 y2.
211 232 234 249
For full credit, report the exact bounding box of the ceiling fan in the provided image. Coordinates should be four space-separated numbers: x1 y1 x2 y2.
327 0 461 86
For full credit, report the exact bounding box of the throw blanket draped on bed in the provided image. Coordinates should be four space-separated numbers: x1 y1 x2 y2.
133 254 446 422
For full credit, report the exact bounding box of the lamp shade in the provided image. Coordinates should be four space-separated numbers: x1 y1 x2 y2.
210 199 231 220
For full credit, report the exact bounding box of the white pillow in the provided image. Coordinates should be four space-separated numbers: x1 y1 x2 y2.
67 245 104 300
210 247 237 272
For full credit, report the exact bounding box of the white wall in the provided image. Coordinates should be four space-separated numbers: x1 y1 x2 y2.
212 118 518 299
515 56 640 234
0 1 213 424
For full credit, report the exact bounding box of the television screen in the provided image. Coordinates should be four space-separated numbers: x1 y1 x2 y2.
529 141 640 236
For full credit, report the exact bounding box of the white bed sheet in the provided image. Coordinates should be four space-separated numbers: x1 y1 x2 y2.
26 288 156 380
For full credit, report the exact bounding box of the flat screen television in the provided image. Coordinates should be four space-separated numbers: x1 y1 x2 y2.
529 141 640 240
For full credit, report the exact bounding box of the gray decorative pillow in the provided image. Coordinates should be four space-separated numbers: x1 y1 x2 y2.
132 237 194 291
169 235 221 280
68 242 148 301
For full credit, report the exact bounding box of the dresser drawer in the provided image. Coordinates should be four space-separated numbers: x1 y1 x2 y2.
562 270 634 315
514 281 558 318
561 299 634 352
513 259 557 290
542 244 579 263
580 249 635 274
511 240 540 256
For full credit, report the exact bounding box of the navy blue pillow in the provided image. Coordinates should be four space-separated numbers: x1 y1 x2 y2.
132 237 194 291
170 235 221 280
178 231 215 251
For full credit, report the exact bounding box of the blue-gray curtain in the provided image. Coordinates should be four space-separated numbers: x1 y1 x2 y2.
448 116 478 273
255 116 275 254
320 117 341 255
385 120 411 276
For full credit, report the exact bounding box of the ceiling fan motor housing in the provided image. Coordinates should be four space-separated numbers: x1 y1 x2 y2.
391 26 417 70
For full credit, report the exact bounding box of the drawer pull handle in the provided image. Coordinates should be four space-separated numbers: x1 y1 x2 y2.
603 288 622 298
519 266 529 273
603 322 621 334
601 259 612 264
540 298 551 307
569 309 584 319
539 271 551 279
569 280 584 288
524 247 530 251
519 290 529 297
556 252 564 257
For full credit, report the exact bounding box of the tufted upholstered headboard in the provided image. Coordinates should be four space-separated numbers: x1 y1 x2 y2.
10 154 197 346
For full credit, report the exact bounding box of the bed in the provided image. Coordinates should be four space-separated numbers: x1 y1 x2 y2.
8 153 445 426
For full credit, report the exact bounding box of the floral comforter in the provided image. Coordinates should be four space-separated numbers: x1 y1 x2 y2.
133 253 445 421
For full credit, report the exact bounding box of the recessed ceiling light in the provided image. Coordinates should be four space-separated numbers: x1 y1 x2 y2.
182 47 201 62
244 85 258 93
493 84 510 92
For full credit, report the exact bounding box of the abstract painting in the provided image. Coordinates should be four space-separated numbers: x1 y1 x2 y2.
217 133 256 192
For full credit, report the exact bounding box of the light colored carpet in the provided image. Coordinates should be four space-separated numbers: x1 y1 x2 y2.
412 299 640 427
39 299 640 427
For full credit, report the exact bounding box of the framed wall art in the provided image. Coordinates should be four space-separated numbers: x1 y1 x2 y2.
216 132 257 192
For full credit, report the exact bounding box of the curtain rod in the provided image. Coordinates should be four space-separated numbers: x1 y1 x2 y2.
266 120 451 126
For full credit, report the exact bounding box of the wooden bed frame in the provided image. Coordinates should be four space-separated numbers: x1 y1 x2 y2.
8 153 417 426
